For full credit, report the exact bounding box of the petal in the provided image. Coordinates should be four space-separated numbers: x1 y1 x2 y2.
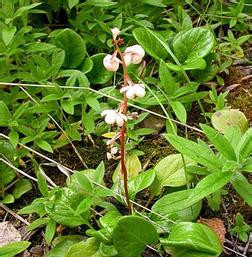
126 87 136 99
120 86 131 93
124 53 132 66
105 114 116 124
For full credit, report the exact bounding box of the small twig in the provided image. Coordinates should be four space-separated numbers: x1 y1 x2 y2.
0 203 30 225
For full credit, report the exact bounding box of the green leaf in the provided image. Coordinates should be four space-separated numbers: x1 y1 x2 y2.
82 111 95 134
0 241 30 257
1 194 15 204
159 60 176 96
47 188 89 227
150 154 195 196
12 179 32 199
133 27 169 60
27 217 49 231
86 97 101 111
182 57 206 70
44 239 81 257
87 53 113 84
8 130 19 148
128 169 155 199
200 124 237 161
161 222 222 257
165 134 222 171
36 139 53 153
55 29 86 68
66 238 101 257
0 101 11 126
2 26 16 45
35 166 49 197
142 0 165 7
151 189 202 232
75 197 93 215
211 109 248 134
81 57 94 74
173 28 215 63
0 140 16 187
85 0 117 7
113 216 158 257
237 128 252 160
170 101 187 123
45 219 57 244
231 172 252 207
68 0 79 9
61 100 74 115
187 171 232 207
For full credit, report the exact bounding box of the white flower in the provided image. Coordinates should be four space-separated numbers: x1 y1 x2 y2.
124 45 145 65
101 109 127 127
120 83 146 99
103 54 120 72
111 27 120 40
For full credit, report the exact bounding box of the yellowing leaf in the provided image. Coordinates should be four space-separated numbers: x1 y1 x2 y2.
112 154 141 182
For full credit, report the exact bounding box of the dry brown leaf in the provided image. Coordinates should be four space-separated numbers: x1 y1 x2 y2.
198 218 226 246
0 221 21 246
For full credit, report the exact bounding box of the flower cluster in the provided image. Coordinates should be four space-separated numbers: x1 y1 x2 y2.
101 27 146 129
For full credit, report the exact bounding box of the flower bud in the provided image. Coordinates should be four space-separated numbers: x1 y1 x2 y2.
101 109 127 127
103 54 120 72
120 83 146 99
124 45 145 65
111 27 120 40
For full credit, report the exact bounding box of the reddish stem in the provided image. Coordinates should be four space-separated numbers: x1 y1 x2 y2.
115 40 132 213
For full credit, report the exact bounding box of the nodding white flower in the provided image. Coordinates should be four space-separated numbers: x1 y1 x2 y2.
111 27 120 40
101 109 127 127
120 83 146 99
124 45 145 65
103 54 120 72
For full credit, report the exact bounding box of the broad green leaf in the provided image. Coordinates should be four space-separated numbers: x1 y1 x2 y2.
66 238 101 257
159 60 176 96
82 111 95 133
99 242 118 257
142 0 165 7
44 239 81 257
150 154 195 196
8 130 19 148
0 101 11 126
161 222 222 257
113 216 158 257
200 124 237 161
75 197 93 215
36 139 53 153
170 101 187 123
81 57 94 74
84 0 117 7
87 53 113 84
113 154 142 182
1 194 15 204
55 29 86 68
12 179 32 199
47 188 88 227
0 241 30 257
27 217 49 231
13 3 41 19
86 97 101 111
237 128 252 160
187 171 232 206
182 57 206 70
45 219 56 244
128 169 155 199
165 134 222 171
211 109 248 134
26 42 56 53
68 0 79 9
133 27 169 60
99 210 122 229
61 100 74 115
231 172 252 207
173 28 215 63
151 189 202 232
2 26 16 45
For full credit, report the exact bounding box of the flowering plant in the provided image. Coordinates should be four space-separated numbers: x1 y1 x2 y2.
101 28 146 212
